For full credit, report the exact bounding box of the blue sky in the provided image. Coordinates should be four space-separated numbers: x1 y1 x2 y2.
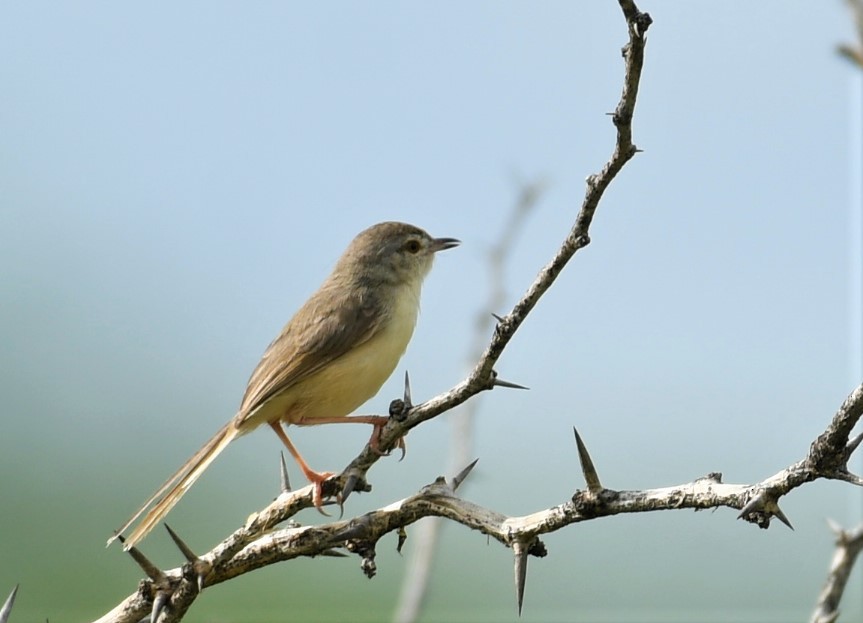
1 2 861 621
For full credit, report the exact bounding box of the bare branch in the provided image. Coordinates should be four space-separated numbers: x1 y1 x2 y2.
94 372 861 622
811 521 863 623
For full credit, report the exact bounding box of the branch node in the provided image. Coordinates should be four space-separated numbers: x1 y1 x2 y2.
164 525 211 592
344 533 378 579
631 11 653 39
738 492 794 530
118 535 168 584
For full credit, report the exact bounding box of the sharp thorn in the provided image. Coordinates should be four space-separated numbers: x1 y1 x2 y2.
163 524 197 563
846 432 863 456
403 370 413 408
197 573 205 593
151 590 169 623
490 369 528 390
452 458 480 491
118 536 166 583
491 312 505 323
321 548 349 558
341 474 359 506
397 437 407 462
772 504 794 531
513 541 528 616
492 377 529 390
279 452 292 493
573 428 603 493
737 493 762 519
0 585 19 623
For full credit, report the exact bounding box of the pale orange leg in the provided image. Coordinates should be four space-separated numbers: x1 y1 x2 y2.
296 415 406 457
269 421 334 512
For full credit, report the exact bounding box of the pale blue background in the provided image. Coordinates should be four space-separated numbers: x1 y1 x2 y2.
1 2 861 622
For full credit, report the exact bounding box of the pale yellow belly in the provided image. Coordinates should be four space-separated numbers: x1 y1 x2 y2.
242 287 419 429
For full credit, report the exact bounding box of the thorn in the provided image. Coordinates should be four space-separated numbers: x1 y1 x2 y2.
321 549 349 558
397 526 407 554
772 504 794 531
118 535 167 583
403 370 413 408
452 459 479 491
279 452 292 493
573 428 603 493
341 474 359 506
492 377 529 390
738 492 793 530
0 585 18 623
513 541 528 616
164 524 197 563
491 312 505 323
846 432 863 456
164 525 211 592
737 493 762 520
490 370 529 390
151 589 169 623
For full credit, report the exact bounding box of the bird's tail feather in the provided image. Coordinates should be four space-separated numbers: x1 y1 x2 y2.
108 421 239 549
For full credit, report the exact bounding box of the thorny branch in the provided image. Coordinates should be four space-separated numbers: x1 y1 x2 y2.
811 521 863 623
98 378 862 623
89 2 861 621
93 2 656 619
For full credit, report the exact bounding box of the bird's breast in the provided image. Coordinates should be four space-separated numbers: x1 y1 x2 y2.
283 282 421 423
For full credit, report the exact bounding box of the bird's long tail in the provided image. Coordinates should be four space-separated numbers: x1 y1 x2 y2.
108 421 240 549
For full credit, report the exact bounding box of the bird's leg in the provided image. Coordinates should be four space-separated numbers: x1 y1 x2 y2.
296 415 407 457
268 421 333 511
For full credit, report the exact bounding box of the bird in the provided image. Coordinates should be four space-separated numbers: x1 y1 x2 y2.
109 221 459 549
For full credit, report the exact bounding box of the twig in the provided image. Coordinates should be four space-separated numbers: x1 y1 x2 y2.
811 521 863 623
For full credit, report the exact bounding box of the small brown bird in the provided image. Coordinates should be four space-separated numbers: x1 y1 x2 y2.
110 221 458 549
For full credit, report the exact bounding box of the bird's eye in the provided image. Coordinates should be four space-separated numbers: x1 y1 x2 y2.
404 239 422 254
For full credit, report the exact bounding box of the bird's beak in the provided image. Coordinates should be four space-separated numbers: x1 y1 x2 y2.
431 237 460 252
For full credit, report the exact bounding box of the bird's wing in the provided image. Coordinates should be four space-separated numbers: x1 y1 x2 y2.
237 283 384 422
